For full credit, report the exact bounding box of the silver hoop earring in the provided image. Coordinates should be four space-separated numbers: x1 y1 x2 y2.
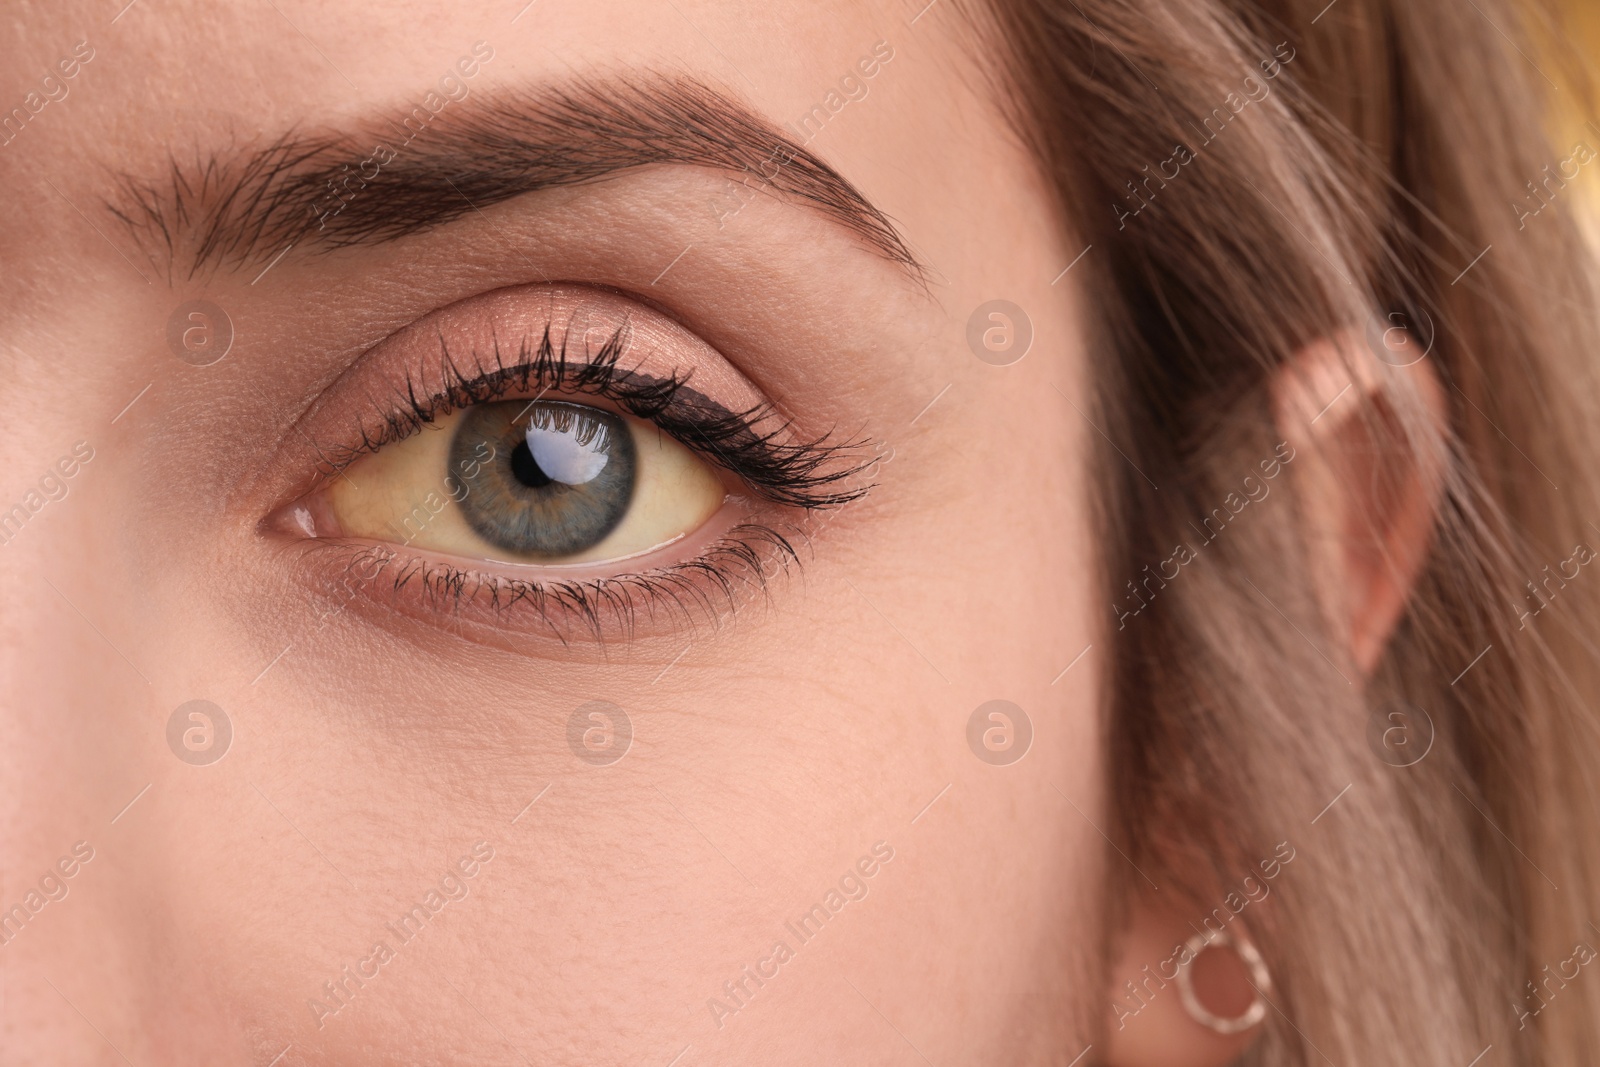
1176 929 1272 1035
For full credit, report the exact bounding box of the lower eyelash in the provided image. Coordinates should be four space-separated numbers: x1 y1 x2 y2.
307 521 805 643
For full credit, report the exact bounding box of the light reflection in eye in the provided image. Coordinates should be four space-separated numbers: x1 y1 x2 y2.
456 400 638 556
525 404 611 486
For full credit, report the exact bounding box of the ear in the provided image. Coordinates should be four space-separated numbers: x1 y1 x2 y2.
1269 331 1450 675
1102 895 1266 1067
1103 336 1448 1066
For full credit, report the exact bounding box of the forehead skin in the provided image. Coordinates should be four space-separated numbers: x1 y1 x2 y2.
0 2 1102 1065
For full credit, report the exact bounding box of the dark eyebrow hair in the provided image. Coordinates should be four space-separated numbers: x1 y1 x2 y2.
106 76 923 282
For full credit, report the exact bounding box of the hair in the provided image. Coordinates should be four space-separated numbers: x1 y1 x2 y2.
976 0 1600 1062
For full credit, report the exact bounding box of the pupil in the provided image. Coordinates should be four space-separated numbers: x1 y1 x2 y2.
510 440 553 489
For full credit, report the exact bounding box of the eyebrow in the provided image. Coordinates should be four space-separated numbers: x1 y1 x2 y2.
106 76 921 282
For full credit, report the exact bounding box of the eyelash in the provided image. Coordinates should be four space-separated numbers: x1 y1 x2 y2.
297 320 875 638
315 321 873 510
320 524 801 643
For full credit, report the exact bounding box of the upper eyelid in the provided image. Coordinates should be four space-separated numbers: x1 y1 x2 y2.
304 322 877 511
322 322 696 464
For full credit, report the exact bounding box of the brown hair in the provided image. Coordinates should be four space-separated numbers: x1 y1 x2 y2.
980 0 1600 1061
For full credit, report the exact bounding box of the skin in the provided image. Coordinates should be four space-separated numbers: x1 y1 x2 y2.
0 2 1110 1064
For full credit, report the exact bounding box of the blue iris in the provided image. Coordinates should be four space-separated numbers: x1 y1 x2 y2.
451 400 637 558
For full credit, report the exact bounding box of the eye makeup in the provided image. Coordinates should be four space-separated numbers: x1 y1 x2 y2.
269 283 877 640
291 285 872 508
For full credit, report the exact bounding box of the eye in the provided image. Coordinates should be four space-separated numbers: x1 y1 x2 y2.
316 396 727 566
267 284 878 638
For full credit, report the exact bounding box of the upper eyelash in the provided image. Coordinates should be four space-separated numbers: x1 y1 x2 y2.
315 320 876 510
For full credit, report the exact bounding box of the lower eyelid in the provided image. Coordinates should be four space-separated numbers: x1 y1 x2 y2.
282 499 803 644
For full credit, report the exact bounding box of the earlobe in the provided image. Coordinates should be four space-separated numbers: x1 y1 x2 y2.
1103 896 1269 1067
1269 332 1451 676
